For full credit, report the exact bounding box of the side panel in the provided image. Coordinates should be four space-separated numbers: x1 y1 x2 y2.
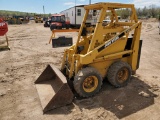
97 37 127 58
89 59 117 78
88 56 130 78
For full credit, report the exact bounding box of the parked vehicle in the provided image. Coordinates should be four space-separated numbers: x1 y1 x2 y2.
35 2 143 113
34 14 43 23
49 14 70 30
44 19 51 27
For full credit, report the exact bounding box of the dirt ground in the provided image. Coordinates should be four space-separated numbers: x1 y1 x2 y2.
0 20 160 120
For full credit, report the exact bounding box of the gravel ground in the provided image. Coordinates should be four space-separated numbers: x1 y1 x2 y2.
0 20 160 120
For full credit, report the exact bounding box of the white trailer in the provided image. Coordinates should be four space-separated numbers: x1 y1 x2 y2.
60 5 107 28
60 5 85 28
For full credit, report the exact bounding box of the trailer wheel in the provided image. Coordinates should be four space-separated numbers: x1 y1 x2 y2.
107 61 132 87
73 67 102 97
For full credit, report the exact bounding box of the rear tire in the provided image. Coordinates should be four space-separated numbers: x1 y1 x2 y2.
107 61 132 87
73 67 102 97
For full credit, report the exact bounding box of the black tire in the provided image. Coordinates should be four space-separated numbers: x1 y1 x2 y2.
57 26 62 29
73 67 103 97
50 25 56 31
66 24 70 29
44 24 47 27
107 61 132 87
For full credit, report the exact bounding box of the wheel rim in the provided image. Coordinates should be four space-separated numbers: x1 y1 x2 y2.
83 76 98 93
117 67 129 83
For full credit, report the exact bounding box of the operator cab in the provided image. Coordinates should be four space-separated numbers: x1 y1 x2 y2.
51 14 65 23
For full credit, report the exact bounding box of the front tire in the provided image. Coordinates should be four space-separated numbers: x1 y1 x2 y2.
57 26 62 29
66 24 70 29
50 25 56 31
73 67 102 97
107 61 132 87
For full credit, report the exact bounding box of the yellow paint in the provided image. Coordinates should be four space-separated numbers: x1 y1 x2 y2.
83 76 99 93
60 3 142 79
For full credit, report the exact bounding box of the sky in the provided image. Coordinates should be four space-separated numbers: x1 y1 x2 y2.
0 0 160 14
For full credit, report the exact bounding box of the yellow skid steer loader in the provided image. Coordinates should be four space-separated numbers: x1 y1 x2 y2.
35 2 142 113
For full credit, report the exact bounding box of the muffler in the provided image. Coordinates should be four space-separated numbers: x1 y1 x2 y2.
35 65 74 113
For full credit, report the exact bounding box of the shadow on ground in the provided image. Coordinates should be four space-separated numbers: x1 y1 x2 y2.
46 76 156 119
0 47 10 52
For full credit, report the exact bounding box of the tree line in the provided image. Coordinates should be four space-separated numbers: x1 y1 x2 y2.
0 10 50 18
117 5 160 19
0 4 160 19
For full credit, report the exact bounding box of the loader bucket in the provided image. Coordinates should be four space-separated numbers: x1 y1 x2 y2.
35 65 74 113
